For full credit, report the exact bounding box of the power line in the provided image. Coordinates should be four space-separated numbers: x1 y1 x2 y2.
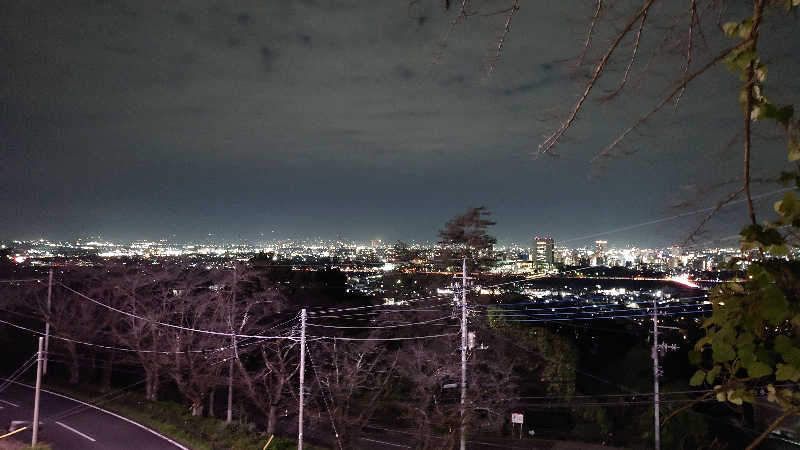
58 282 295 340
306 294 450 315
490 309 709 323
310 332 459 342
306 342 343 450
0 318 252 354
306 315 453 329
485 305 710 319
481 301 708 314
559 187 792 244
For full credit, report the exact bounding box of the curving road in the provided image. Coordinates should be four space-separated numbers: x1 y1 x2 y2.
0 382 188 450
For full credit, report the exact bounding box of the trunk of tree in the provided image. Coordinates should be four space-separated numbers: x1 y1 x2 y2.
266 404 278 435
100 352 114 392
66 342 80 384
266 378 284 435
208 389 215 418
145 368 159 401
191 401 203 417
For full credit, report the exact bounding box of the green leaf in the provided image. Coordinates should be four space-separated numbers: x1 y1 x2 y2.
706 365 722 384
727 390 744 405
712 342 736 363
761 287 789 324
740 349 756 368
746 361 772 378
737 19 753 38
688 350 702 365
789 138 800 162
775 105 794 127
775 335 792 354
783 347 800 367
690 369 706 386
758 103 794 127
775 363 800 382
722 22 739 37
695 335 712 349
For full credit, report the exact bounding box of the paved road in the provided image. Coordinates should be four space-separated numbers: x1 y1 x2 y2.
0 382 188 450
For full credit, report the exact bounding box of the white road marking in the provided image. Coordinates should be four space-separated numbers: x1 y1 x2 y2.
0 378 189 450
361 437 412 448
0 399 19 407
55 421 97 442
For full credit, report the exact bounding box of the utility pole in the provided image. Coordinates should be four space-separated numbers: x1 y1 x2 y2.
43 269 52 375
227 267 236 423
298 308 307 450
459 257 469 450
651 297 679 450
651 298 660 450
32 337 43 447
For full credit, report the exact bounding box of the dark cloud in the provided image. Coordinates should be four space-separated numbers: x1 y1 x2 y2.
259 46 274 71
0 1 797 245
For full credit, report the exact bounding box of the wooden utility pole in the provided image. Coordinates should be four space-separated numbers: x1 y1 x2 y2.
32 337 43 446
227 267 236 423
651 297 660 450
459 257 468 450
43 269 52 375
298 308 307 450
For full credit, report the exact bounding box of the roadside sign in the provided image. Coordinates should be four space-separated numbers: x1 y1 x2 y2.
511 412 523 424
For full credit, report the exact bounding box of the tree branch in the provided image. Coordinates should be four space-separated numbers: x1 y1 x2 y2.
674 0 697 109
603 8 648 101
743 0 768 226
540 0 657 154
578 0 603 67
486 0 519 79
591 39 752 162
682 187 745 246
745 406 800 450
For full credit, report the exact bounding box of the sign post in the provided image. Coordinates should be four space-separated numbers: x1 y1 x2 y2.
511 412 524 439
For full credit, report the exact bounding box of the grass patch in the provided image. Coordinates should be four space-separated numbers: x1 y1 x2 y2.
43 382 323 450
0 441 51 450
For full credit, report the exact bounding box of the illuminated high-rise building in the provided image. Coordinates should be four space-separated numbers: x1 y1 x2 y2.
533 236 554 267
595 240 607 255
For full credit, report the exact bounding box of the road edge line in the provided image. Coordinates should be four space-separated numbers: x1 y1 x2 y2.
0 378 190 450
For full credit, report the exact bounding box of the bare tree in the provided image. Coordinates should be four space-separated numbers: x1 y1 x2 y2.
307 339 399 446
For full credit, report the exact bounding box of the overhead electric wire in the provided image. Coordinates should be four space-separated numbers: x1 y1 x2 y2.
306 293 450 315
306 342 344 450
472 294 710 309
310 332 459 342
57 281 296 340
0 354 38 394
306 315 453 329
484 304 710 318
559 187 793 244
475 301 708 313
491 309 709 323
308 306 453 320
43 378 147 423
0 318 247 354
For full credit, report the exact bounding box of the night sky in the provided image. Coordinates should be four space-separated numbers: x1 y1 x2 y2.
2 1 798 246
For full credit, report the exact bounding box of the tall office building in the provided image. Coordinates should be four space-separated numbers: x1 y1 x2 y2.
533 236 554 267
595 240 607 255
